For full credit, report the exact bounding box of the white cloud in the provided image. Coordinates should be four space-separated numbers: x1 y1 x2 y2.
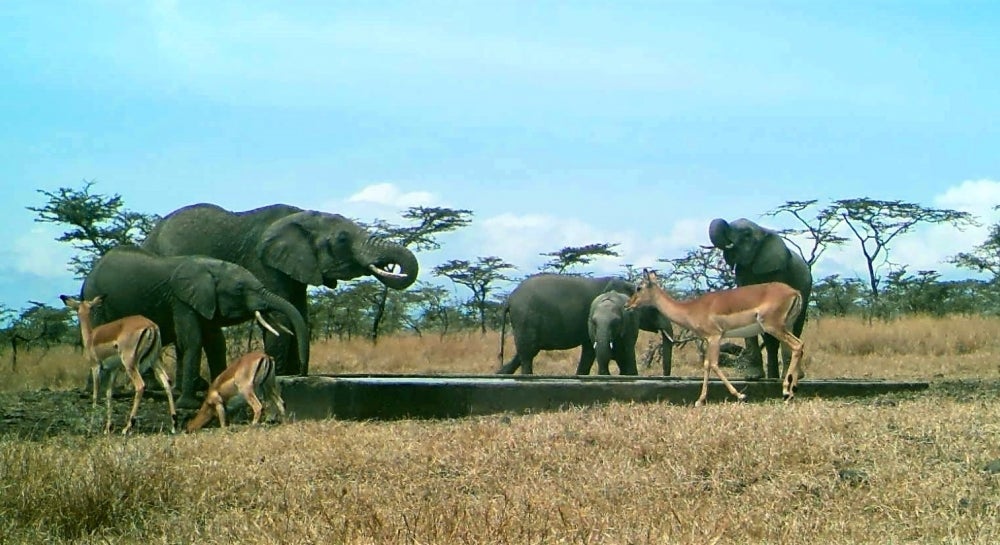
473 212 712 276
934 178 1000 220
347 183 435 209
7 227 74 279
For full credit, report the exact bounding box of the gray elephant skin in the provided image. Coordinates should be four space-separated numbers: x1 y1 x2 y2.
80 246 310 409
497 274 674 375
142 203 419 376
586 291 640 375
708 218 812 379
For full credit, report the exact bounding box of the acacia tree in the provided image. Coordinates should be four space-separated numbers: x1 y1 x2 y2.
27 180 159 278
830 198 975 305
0 302 72 371
657 246 734 296
764 199 848 269
949 205 1000 280
539 243 620 274
434 256 516 334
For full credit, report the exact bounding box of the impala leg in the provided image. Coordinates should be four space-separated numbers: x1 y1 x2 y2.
696 336 721 406
152 364 177 433
214 401 228 429
266 383 287 423
768 329 805 402
103 367 119 433
90 362 101 407
708 337 747 403
122 364 145 435
243 384 264 425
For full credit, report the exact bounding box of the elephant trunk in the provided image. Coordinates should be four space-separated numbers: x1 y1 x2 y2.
594 331 615 363
708 218 733 250
354 236 419 290
261 289 311 375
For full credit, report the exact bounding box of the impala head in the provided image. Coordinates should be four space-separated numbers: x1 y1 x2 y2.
624 269 661 311
60 294 105 319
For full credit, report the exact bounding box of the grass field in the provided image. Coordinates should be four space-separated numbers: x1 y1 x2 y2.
1 315 998 544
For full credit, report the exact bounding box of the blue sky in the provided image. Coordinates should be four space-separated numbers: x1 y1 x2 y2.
1 0 999 313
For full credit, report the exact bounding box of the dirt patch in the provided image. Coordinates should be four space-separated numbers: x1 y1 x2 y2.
0 387 228 440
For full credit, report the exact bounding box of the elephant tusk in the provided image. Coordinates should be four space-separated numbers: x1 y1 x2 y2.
255 311 280 336
723 242 735 249
369 263 408 279
593 342 598 350
610 341 614 351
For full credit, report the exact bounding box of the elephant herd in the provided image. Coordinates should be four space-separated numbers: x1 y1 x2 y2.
64 203 420 418
63 202 811 432
497 217 812 380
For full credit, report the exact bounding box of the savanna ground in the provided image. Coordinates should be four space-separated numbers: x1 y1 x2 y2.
1 315 998 544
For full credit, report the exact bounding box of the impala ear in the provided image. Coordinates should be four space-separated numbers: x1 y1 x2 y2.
60 294 80 309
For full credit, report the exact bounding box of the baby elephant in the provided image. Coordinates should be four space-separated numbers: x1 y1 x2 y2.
185 351 287 432
582 291 640 375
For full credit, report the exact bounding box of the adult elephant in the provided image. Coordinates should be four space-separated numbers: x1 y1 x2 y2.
584 291 640 375
81 246 310 409
708 218 812 379
497 274 674 375
142 203 419 376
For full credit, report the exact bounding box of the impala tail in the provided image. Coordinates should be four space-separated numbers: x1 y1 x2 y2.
134 326 162 376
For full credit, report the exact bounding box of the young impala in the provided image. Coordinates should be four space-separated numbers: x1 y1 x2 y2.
185 351 287 432
61 295 177 434
625 269 805 405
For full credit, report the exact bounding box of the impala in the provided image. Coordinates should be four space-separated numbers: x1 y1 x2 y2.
625 269 805 405
61 295 177 434
185 351 287 432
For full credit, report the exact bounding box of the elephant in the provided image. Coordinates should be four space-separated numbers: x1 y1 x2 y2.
142 203 420 376
497 274 674 375
80 245 310 409
708 217 812 379
585 291 640 375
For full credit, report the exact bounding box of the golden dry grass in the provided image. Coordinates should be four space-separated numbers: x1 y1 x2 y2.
1 315 998 544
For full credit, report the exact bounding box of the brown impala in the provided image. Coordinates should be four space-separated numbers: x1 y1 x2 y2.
61 295 177 434
625 269 805 405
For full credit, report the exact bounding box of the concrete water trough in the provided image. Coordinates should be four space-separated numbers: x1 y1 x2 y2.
276 374 930 421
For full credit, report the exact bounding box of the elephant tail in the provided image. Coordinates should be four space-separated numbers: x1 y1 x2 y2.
497 302 510 366
135 324 163 376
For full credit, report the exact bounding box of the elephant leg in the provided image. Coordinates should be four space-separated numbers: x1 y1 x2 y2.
659 331 673 376
520 351 538 375
203 327 228 380
619 348 638 376
762 333 781 379
174 312 205 410
742 335 765 380
577 344 596 376
576 349 597 375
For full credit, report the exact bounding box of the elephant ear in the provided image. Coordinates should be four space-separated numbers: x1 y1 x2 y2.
752 232 792 276
258 215 323 285
168 260 217 320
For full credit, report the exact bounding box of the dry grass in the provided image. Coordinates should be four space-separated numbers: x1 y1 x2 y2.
1 315 998 544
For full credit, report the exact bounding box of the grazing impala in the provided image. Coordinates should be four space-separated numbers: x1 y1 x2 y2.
60 295 177 434
625 269 805 405
185 351 287 432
